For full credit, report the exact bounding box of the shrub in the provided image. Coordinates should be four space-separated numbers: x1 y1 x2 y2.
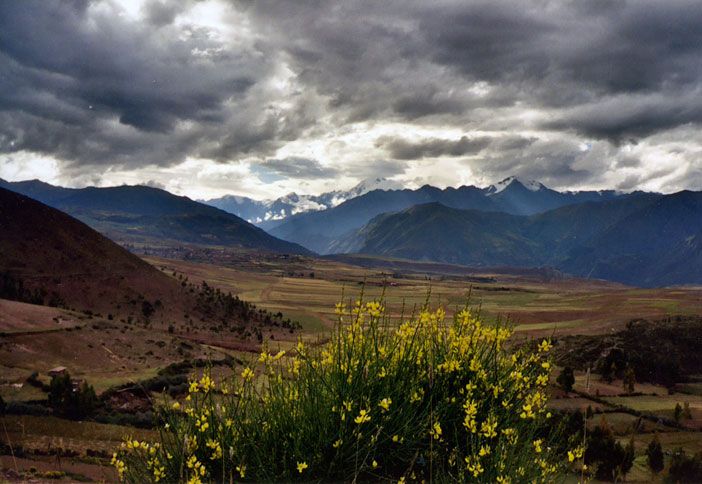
585 422 634 481
48 372 98 419
4 401 51 416
113 300 579 482
557 366 575 393
646 435 664 475
668 449 702 482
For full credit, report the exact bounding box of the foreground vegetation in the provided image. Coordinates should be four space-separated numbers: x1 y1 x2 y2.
113 299 581 482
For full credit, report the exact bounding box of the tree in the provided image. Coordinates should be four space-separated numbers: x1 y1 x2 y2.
669 449 702 482
684 402 693 420
623 366 636 394
557 366 575 393
586 405 594 420
141 300 155 320
646 436 664 475
674 403 683 423
48 372 97 419
585 422 635 482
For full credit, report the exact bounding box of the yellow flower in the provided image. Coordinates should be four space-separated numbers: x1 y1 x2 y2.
172 401 181 411
199 374 215 392
430 421 442 439
479 445 491 456
372 460 379 469
236 465 246 478
465 457 484 478
241 367 255 381
533 439 543 454
378 398 392 412
333 439 343 449
355 409 371 424
392 434 400 443
296 461 308 473
480 417 498 438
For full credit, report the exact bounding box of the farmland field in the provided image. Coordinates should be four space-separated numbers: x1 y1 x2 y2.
3 251 702 482
145 254 702 338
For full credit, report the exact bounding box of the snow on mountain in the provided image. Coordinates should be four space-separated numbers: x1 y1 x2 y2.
344 177 404 199
486 176 545 195
203 178 403 224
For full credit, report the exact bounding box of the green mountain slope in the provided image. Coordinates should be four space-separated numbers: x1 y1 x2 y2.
349 192 702 287
0 180 311 254
269 179 626 254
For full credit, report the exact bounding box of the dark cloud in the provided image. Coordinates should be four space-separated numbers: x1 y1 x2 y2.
261 157 339 179
377 136 491 160
142 179 166 189
143 0 183 27
0 0 290 168
2 0 702 191
542 91 702 142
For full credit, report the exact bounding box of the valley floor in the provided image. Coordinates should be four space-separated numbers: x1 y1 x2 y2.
3 252 702 482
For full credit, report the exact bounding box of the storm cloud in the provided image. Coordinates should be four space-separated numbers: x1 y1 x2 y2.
2 0 702 197
261 157 339 179
377 136 491 160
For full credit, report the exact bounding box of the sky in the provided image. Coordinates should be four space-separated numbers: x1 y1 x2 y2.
2 0 702 200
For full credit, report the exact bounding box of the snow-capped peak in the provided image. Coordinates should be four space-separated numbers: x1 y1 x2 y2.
486 176 545 195
346 177 403 198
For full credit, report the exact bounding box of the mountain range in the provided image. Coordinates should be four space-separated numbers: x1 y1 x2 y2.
267 177 628 253
338 191 702 287
4 175 702 287
202 177 402 224
0 178 310 255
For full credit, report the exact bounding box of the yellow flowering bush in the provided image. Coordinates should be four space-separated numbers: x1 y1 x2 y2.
113 298 576 482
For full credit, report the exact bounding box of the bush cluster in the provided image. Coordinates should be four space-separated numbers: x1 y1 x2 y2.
113 299 580 482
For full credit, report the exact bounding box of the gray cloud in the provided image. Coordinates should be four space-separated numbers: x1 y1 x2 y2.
261 157 339 179
143 0 184 27
377 135 491 160
0 0 294 169
2 0 702 193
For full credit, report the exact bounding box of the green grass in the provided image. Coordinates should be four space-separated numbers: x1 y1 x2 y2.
1 415 157 454
514 320 581 331
678 383 702 396
604 394 702 415
279 311 327 333
0 382 47 402
90 367 163 393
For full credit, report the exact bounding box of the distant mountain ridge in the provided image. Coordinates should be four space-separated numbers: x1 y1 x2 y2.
0 178 311 255
203 177 403 224
341 191 702 287
268 177 630 254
